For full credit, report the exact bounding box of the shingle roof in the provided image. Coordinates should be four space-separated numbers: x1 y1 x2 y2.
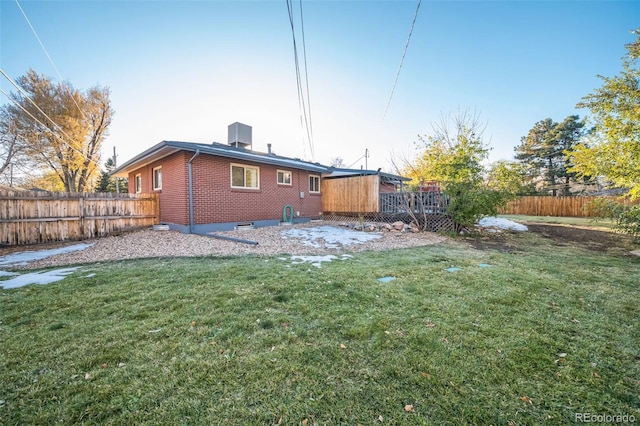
110 140 408 183
111 140 330 178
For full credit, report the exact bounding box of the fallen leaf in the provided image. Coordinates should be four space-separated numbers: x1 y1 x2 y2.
593 372 602 379
378 414 384 422
520 396 532 404
277 416 282 425
404 404 414 412
421 372 431 378
340 343 346 349
302 418 308 425
100 363 107 369
118 362 125 368
84 372 91 380
441 337 449 343
426 320 436 328
190 321 196 327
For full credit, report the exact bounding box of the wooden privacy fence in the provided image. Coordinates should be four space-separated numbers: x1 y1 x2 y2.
0 190 159 246
500 196 636 217
322 175 380 213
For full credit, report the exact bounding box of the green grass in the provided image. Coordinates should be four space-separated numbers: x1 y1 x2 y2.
499 214 618 230
1 233 639 425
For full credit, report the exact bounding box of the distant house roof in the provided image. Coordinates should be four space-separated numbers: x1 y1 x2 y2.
110 140 408 184
324 168 410 184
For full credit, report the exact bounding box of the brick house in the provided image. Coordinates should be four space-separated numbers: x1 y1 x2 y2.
111 123 408 233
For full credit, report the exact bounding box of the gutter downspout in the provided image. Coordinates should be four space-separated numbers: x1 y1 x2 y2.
188 149 200 233
186 149 258 245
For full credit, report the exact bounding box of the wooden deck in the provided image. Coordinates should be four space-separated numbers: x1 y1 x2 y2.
379 192 449 214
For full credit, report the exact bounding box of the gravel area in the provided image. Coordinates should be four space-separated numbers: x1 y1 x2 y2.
1 221 447 270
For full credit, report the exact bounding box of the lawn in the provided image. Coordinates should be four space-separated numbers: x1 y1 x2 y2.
1 229 639 425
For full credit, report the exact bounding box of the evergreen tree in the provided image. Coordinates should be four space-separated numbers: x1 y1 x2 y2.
515 115 585 195
97 157 127 193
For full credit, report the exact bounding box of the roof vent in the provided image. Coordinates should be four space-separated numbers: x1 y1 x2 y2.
228 122 252 149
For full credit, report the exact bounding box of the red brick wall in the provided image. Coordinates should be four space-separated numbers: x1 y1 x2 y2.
127 152 189 225
191 155 322 224
380 182 398 193
127 151 322 225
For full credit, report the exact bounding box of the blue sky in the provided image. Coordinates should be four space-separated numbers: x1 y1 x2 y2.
1 0 638 172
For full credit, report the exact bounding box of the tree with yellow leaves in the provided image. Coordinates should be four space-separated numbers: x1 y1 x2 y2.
2 69 113 192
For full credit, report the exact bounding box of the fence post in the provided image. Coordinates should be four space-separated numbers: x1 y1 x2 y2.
79 194 85 239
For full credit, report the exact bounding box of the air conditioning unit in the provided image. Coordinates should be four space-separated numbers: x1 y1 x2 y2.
228 122 252 149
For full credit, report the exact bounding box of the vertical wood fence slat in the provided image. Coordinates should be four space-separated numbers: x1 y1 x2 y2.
0 190 159 246
499 196 636 217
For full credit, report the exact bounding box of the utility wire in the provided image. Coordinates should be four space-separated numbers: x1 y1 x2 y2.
0 85 97 166
382 0 421 124
0 70 101 167
286 0 314 161
298 0 315 160
286 0 310 159
1 68 77 146
15 0 87 121
347 155 365 169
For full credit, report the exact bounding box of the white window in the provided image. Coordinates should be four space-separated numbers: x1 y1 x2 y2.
135 174 142 193
277 170 292 185
309 175 320 193
231 163 259 189
152 166 162 190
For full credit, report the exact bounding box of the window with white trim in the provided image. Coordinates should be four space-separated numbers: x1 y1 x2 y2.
231 163 259 189
135 174 142 193
309 175 320 193
152 166 162 190
277 170 292 185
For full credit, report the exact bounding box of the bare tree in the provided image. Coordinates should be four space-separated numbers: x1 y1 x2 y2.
329 156 346 168
0 109 29 186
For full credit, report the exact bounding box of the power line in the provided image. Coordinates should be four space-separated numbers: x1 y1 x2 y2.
382 0 422 124
0 68 77 146
0 70 101 167
286 0 315 161
14 0 87 121
297 0 315 160
0 86 97 168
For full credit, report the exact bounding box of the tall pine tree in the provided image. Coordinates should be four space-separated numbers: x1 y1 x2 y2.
515 115 585 196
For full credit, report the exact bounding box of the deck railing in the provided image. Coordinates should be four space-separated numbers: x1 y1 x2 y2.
380 191 449 214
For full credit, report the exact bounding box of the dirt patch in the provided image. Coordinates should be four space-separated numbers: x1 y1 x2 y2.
465 232 524 253
526 223 636 252
468 223 636 253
